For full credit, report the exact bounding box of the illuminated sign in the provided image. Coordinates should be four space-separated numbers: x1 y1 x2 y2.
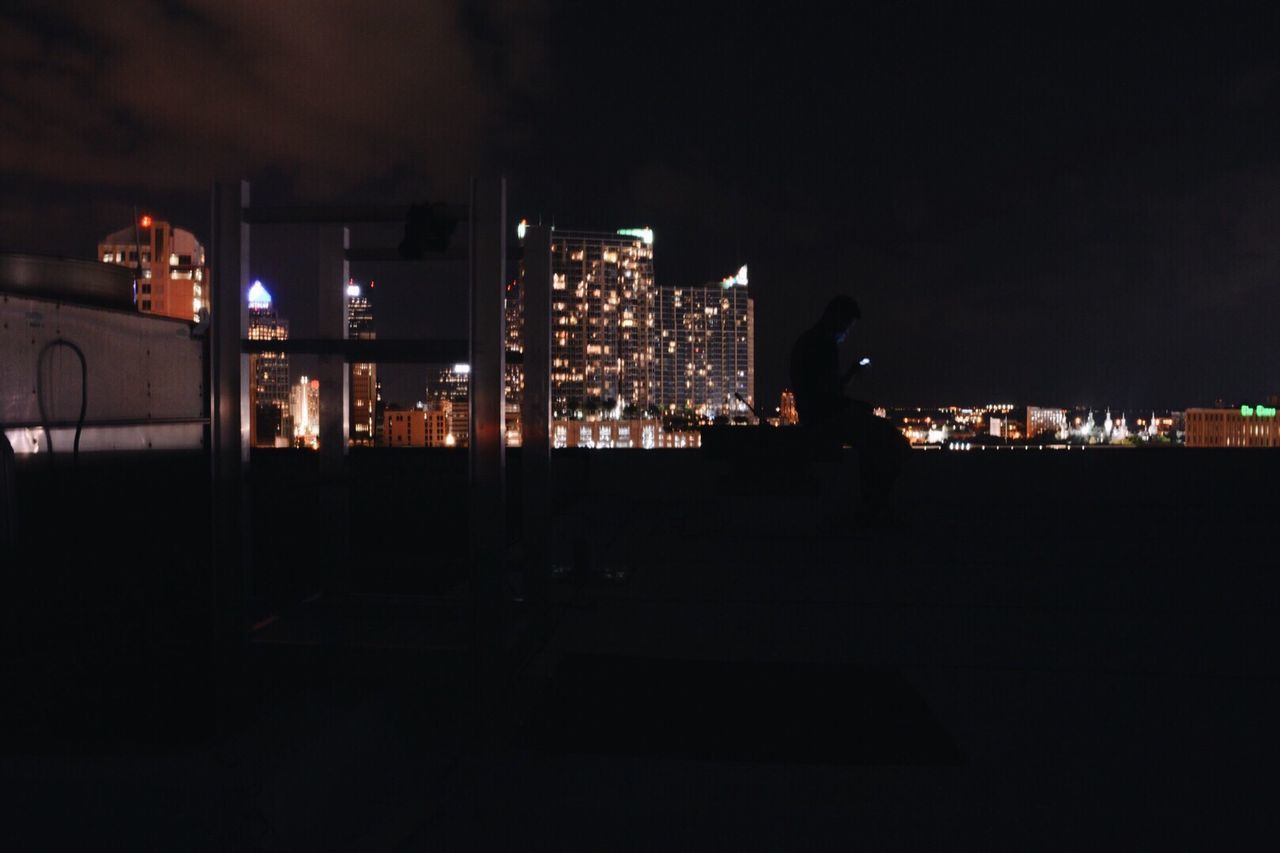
720 264 749 287
1241 405 1277 417
617 227 655 245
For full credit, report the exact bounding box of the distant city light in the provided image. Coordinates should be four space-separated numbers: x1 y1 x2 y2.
453 363 470 374
247 280 272 308
346 283 361 297
517 219 528 239
617 227 654 245
139 214 153 228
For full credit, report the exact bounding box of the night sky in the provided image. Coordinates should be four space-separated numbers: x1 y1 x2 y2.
4 2 1280 411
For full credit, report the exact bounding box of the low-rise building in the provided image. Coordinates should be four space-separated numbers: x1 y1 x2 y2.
383 407 452 447
1185 406 1280 447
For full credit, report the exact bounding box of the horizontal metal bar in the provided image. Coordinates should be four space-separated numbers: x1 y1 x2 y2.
3 416 211 430
346 246 460 263
242 203 469 225
346 246 524 263
241 338 469 363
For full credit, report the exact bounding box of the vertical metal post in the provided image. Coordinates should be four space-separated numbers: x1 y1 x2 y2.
317 226 350 592
316 226 351 458
210 180 250 646
522 225 553 639
469 178 507 717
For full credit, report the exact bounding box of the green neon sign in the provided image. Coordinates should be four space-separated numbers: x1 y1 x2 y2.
1241 405 1277 417
617 227 655 245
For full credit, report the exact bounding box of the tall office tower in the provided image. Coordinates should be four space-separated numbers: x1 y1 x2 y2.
247 280 291 447
291 376 321 448
539 228 657 418
505 273 524 357
429 364 471 446
655 265 755 420
99 216 208 321
504 363 523 446
346 280 378 446
504 272 524 445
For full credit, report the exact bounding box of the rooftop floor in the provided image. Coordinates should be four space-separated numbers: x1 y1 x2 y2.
4 448 1278 849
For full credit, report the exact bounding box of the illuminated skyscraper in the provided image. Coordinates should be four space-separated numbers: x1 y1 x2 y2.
504 271 525 445
291 376 320 448
536 228 657 417
99 216 208 322
504 363 523 446
346 281 378 446
247 280 290 447
655 265 755 419
429 364 471 446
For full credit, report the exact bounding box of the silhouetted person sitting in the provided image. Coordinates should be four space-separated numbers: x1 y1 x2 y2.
789 295 910 525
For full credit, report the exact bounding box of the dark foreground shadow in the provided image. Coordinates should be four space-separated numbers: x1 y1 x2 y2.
520 654 964 766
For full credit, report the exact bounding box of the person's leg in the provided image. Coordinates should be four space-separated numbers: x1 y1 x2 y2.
853 412 910 515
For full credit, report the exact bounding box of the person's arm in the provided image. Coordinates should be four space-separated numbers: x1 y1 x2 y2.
840 359 864 387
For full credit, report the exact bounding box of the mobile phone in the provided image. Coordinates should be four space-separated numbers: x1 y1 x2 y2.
859 357 872 366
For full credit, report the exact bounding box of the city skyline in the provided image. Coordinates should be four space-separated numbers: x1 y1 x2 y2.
6 5 1279 411
94 221 1280 450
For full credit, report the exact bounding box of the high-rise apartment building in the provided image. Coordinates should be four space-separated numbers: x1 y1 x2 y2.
543 228 657 417
99 216 208 321
655 265 754 419
346 281 378 446
248 280 291 447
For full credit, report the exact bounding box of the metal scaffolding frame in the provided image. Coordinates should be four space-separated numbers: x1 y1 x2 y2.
208 178 552 715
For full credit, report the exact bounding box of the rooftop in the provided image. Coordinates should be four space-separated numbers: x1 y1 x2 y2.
4 447 1277 849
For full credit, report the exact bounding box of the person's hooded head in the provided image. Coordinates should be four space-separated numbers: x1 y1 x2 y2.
821 295 861 343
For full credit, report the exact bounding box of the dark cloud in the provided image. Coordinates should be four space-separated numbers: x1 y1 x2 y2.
0 0 539 195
